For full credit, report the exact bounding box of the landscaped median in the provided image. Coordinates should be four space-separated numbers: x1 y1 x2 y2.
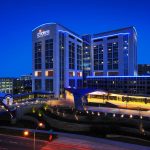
0 126 57 142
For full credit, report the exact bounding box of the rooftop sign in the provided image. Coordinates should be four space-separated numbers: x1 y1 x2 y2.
37 30 50 38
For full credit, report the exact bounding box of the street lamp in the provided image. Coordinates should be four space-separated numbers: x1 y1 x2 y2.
23 130 29 136
34 122 44 150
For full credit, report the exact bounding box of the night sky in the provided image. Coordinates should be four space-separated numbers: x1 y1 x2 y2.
0 0 150 77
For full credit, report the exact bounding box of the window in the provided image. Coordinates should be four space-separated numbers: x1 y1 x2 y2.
69 79 75 88
94 44 103 70
69 41 75 69
45 39 53 69
77 79 82 88
77 72 82 77
93 39 103 42
107 36 118 40
69 71 75 77
77 45 82 70
34 42 42 70
59 32 65 95
45 70 53 77
107 42 118 70
77 39 82 43
123 35 129 75
35 71 42 77
35 79 41 91
45 79 53 91
69 34 75 39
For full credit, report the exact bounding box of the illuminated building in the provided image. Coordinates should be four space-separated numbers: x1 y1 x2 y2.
0 75 32 95
0 78 14 94
32 23 83 98
14 74 32 94
91 27 137 76
32 23 138 98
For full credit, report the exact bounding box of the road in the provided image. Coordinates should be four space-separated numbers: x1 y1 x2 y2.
0 133 150 150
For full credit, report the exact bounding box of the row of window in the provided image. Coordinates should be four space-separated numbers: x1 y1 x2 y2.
77 45 82 70
69 41 83 70
45 39 53 69
59 32 65 95
107 42 118 70
93 42 119 70
35 42 42 69
35 79 83 91
69 41 75 69
94 44 103 70
35 79 53 91
34 40 53 70
69 79 82 88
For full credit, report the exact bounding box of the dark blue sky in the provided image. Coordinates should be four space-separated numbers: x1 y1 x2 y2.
0 0 150 77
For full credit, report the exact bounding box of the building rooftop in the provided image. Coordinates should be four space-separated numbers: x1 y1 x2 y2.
32 22 81 38
93 26 137 38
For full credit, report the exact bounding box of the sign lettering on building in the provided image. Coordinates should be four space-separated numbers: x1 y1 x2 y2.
37 30 50 38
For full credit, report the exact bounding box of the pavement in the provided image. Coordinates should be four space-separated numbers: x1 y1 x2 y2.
0 133 150 150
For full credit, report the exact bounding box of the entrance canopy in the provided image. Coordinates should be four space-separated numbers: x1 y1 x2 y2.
65 88 100 109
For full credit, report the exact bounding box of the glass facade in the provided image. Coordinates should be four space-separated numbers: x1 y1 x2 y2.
69 41 75 69
82 35 91 87
45 39 53 69
59 32 65 95
94 44 103 70
34 42 42 70
35 79 41 91
45 79 53 92
77 79 82 88
69 79 75 88
123 35 129 75
107 42 118 70
77 45 82 70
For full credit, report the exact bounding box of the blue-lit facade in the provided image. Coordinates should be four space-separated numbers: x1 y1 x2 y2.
32 23 83 98
91 27 137 76
32 23 139 97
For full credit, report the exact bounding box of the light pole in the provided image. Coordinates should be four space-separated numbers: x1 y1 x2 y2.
34 122 44 150
23 130 29 136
